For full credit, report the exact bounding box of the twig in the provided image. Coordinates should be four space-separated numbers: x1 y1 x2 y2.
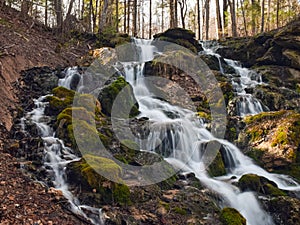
13 32 29 42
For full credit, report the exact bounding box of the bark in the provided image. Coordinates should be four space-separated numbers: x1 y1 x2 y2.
169 0 175 28
124 0 127 33
215 0 223 39
174 0 178 27
45 0 48 27
240 0 248 36
229 0 237 37
261 0 265 32
116 0 119 32
197 0 201 39
204 0 210 40
276 0 280 28
223 0 228 37
149 0 152 38
133 0 137 36
99 0 109 33
54 0 63 32
178 0 187 29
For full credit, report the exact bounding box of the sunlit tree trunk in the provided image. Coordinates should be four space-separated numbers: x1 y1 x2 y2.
267 0 271 31
99 0 109 33
174 0 178 27
45 0 48 27
124 0 127 33
127 0 131 35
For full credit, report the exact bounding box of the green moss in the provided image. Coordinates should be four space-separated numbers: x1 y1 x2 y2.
208 151 226 177
159 201 170 210
220 208 246 225
74 93 102 116
271 127 288 147
246 148 265 166
296 83 300 93
197 111 211 120
173 206 187 215
244 111 287 124
46 87 75 115
57 107 94 126
52 86 75 99
71 154 131 205
264 183 287 197
99 76 139 118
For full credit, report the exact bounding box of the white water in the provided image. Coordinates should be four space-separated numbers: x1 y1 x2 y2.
201 42 266 117
23 91 104 224
120 39 300 225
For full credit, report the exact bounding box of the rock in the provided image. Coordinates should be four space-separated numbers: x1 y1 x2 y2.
153 28 203 53
98 76 139 118
263 196 300 225
237 111 300 181
238 174 286 196
219 207 246 225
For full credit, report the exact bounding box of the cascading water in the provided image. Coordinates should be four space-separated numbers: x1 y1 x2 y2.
120 39 300 225
22 77 105 224
201 42 266 117
21 39 300 225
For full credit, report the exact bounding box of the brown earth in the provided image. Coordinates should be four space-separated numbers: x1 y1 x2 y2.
0 6 92 224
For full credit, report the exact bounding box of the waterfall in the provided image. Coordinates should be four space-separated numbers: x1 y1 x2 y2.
120 39 300 225
21 39 300 225
22 81 105 224
201 42 266 117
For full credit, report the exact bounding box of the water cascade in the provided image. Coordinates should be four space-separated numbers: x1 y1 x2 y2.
201 42 266 117
21 39 300 225
120 39 300 225
22 78 104 224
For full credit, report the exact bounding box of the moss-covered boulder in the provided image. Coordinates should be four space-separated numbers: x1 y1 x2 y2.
238 174 286 196
153 28 203 53
98 76 139 118
208 151 226 177
238 111 300 181
45 86 75 116
67 154 131 206
220 207 246 225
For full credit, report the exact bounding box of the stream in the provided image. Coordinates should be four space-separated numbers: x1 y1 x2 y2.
21 39 300 225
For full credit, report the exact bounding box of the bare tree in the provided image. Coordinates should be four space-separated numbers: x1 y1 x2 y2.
261 0 265 32
149 0 152 38
216 0 223 39
204 0 210 40
197 0 201 39
276 0 280 28
240 0 248 36
116 0 119 32
54 0 63 32
124 0 127 32
178 0 187 29
169 0 175 28
133 0 137 36
223 0 228 37
228 0 237 37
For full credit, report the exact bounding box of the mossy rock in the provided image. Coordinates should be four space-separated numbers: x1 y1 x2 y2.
208 151 226 177
238 174 286 196
45 86 75 116
73 93 102 116
220 207 246 225
98 76 139 118
68 154 131 206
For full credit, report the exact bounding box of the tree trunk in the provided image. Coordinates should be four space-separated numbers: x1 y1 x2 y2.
45 0 48 27
229 0 237 37
174 0 178 27
197 0 201 39
116 0 119 32
251 0 256 35
240 0 248 36
261 0 265 33
169 0 175 28
149 0 152 38
99 0 109 33
127 0 131 35
215 0 222 39
0 0 5 8
133 0 137 36
223 0 228 37
161 0 164 31
54 0 63 32
124 0 127 33
178 0 187 29
276 0 280 28
205 0 210 40
267 0 270 31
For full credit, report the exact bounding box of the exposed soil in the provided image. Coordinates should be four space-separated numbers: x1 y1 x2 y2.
0 6 93 224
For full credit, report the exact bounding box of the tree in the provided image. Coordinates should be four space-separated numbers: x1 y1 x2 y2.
116 0 119 32
228 0 237 37
169 0 175 28
204 0 210 40
54 0 63 32
197 0 201 39
178 0 187 29
149 0 152 38
133 0 137 36
261 0 265 32
240 0 248 36
223 0 229 37
216 0 223 38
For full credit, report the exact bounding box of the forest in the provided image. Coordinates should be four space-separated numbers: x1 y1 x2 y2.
1 0 300 39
